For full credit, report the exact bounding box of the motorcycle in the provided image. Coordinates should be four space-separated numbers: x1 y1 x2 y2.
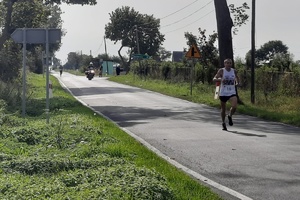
85 68 95 80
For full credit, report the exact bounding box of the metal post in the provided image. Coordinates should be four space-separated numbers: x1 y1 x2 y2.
104 36 109 75
42 51 45 78
46 28 50 123
135 25 142 74
22 28 27 118
135 25 140 54
251 0 256 104
190 59 195 96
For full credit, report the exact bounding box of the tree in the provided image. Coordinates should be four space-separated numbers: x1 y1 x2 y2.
66 52 82 70
245 40 289 68
152 46 171 62
184 28 218 67
213 1 249 67
0 0 96 52
256 40 288 62
271 53 293 72
229 3 250 35
0 0 96 80
214 0 234 66
105 6 165 72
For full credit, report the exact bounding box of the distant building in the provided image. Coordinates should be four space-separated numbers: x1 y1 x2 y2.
172 51 185 62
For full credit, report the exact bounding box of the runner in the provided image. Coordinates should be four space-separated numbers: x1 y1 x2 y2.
59 65 63 77
213 58 240 131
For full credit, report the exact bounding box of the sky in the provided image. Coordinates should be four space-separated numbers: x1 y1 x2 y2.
55 0 300 64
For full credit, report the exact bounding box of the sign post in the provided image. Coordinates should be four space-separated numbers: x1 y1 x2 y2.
185 44 201 96
22 29 27 118
11 28 61 122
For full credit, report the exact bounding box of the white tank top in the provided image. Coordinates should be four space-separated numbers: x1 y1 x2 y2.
219 68 236 97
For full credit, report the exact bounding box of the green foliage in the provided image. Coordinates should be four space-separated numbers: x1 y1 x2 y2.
12 0 49 29
110 72 300 127
161 62 172 80
246 40 289 67
0 41 22 81
131 60 216 85
0 79 22 110
271 53 293 72
0 0 63 80
279 68 300 96
0 3 5 28
0 72 221 199
44 0 97 5
229 2 250 35
105 6 165 71
153 46 172 62
184 28 219 67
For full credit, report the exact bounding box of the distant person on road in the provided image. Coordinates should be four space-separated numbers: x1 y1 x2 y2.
116 64 121 76
59 65 63 77
99 64 103 77
213 58 240 131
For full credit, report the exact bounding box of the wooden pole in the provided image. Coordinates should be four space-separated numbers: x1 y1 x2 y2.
251 0 256 104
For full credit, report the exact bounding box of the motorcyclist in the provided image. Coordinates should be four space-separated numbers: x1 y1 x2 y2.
88 62 94 70
85 62 95 80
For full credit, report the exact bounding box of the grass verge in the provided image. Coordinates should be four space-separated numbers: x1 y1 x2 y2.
0 73 222 200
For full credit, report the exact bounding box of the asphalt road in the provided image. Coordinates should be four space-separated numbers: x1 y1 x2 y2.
53 72 300 200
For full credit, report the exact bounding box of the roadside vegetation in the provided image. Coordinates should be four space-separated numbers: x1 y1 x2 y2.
109 60 300 128
0 73 222 200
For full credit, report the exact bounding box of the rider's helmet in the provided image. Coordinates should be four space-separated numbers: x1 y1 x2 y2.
89 62 94 69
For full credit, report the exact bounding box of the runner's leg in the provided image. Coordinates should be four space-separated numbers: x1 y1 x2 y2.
228 96 237 126
229 96 238 116
220 100 227 130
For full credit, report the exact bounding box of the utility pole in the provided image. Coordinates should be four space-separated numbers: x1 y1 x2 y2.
135 25 140 54
135 25 142 72
251 0 256 104
104 36 109 75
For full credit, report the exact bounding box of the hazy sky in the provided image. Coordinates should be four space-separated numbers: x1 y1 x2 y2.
56 0 300 63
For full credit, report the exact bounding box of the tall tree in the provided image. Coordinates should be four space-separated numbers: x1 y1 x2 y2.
0 0 96 52
245 40 289 69
214 0 234 66
105 6 165 71
213 1 249 67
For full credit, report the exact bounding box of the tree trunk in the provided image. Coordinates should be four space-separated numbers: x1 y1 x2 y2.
118 45 131 73
0 0 15 52
214 0 244 104
214 0 234 67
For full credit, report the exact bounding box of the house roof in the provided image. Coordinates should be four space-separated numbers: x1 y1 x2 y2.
172 51 185 62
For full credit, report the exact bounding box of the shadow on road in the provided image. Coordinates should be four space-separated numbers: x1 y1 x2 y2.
226 130 267 137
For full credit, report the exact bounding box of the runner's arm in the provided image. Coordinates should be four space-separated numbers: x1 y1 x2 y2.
213 69 223 82
234 69 240 85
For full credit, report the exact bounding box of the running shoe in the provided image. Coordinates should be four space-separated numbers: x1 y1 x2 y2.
222 123 227 131
228 115 233 126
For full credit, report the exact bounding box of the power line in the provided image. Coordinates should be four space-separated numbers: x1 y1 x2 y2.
160 0 199 20
163 9 214 34
161 0 213 28
94 34 104 55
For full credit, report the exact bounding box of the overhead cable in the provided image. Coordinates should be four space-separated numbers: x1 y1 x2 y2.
160 0 199 20
163 10 214 34
161 0 213 28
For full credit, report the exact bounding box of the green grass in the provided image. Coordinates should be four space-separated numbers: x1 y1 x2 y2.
0 73 222 200
109 74 300 127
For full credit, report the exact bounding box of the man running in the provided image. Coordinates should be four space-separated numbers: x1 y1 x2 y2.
213 58 240 131
59 65 63 77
